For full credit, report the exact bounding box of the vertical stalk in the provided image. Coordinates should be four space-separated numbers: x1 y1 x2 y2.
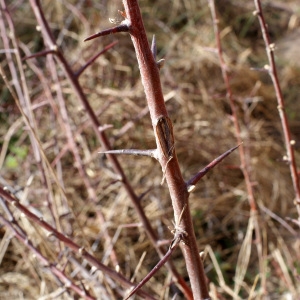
123 1 210 298
253 0 300 224
208 0 265 294
28 0 192 297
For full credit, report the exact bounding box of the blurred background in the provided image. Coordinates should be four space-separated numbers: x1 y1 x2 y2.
0 0 299 298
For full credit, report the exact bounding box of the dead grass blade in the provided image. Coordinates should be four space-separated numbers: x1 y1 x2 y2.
233 214 254 295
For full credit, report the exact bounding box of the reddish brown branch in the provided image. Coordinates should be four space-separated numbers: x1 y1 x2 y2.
0 213 96 300
208 0 257 212
208 0 265 294
22 48 56 60
0 187 155 300
122 0 209 298
26 0 192 297
75 41 118 77
124 238 181 300
253 0 300 224
0 0 59 228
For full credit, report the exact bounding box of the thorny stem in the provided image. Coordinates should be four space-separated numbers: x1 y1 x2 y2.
3 0 119 266
29 0 152 254
124 237 181 300
253 0 300 225
123 0 210 299
125 205 189 299
27 0 191 297
75 41 118 77
208 0 257 213
0 187 155 300
208 0 265 294
0 211 96 300
0 0 58 230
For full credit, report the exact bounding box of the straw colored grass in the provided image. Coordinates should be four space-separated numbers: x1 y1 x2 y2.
0 0 299 299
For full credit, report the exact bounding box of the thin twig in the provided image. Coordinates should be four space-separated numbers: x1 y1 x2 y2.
253 0 300 224
75 41 118 77
208 0 265 295
0 187 155 300
0 212 96 300
124 238 181 300
26 0 193 297
125 205 188 300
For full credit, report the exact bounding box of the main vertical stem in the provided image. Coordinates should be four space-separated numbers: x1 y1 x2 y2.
123 1 210 298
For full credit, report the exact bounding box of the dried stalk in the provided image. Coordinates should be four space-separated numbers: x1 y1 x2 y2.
2 0 191 297
253 0 300 224
0 210 96 300
0 186 155 299
122 0 210 298
208 0 265 295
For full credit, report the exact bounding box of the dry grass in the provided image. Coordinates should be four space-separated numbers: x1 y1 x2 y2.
0 0 300 299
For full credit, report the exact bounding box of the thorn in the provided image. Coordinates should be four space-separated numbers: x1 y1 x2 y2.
151 35 165 70
99 149 157 158
186 143 241 190
78 247 86 255
138 187 152 201
75 41 118 77
151 35 157 60
269 43 276 52
22 48 57 61
124 240 179 300
84 22 130 42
